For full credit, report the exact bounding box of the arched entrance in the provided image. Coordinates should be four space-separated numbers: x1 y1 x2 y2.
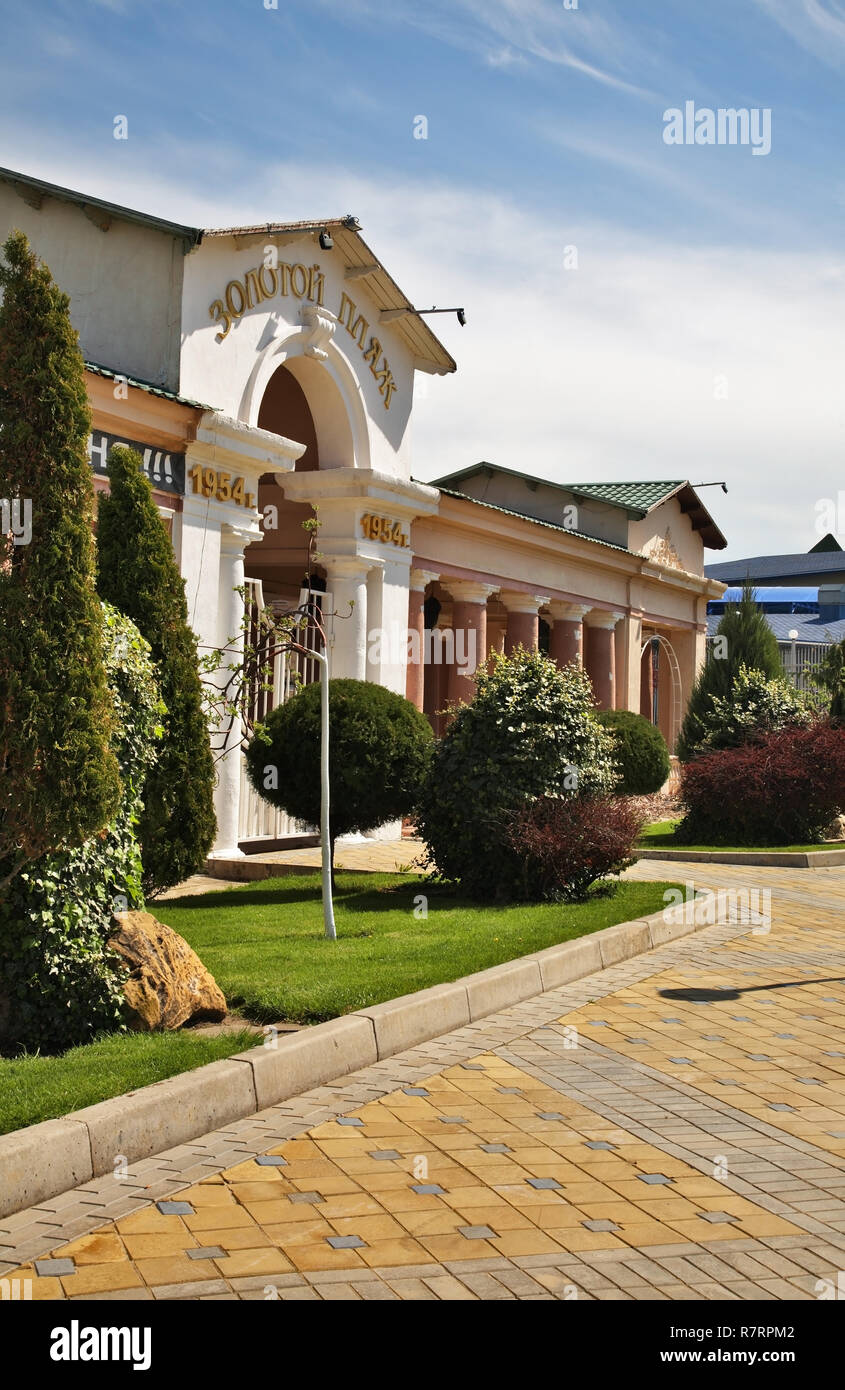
641 633 682 753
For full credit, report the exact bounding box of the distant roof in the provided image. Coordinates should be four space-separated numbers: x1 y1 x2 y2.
1 167 456 376
709 586 819 606
432 463 727 549
707 611 845 644
809 532 843 553
706 551 845 583
84 360 212 412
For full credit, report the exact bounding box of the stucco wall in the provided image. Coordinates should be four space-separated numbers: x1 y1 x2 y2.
449 471 629 549
179 234 415 480
630 496 705 575
0 184 185 390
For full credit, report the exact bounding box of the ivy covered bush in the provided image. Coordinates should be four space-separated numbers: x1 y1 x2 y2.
246 678 433 871
417 650 617 900
594 709 670 795
676 721 845 846
97 445 216 897
0 605 163 1054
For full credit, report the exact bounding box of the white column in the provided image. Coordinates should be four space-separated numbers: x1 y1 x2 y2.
208 525 252 859
323 556 371 680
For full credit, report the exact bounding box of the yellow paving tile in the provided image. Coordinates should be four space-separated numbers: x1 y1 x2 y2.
60 1264 144 1296
185 1205 259 1232
59 1232 126 1265
213 1248 294 1278
122 1232 200 1260
134 1255 226 1286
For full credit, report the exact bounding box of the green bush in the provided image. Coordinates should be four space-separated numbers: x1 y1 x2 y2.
595 709 670 794
245 679 433 865
0 230 120 883
689 664 811 755
416 649 618 900
97 445 216 896
0 605 163 1054
678 579 783 761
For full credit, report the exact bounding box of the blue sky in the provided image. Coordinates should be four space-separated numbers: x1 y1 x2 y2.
2 0 845 559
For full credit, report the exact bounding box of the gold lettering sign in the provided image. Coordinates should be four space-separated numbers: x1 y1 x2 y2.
188 465 255 510
208 265 396 410
360 513 409 547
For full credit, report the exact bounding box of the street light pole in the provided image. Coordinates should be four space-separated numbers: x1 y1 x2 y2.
315 644 336 941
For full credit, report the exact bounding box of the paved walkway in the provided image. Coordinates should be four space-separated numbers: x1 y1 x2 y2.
161 838 427 898
3 860 845 1301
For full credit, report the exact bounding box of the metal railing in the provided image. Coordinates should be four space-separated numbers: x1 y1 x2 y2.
237 579 321 844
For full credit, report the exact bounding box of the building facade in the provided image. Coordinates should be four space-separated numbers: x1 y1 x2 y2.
0 167 727 859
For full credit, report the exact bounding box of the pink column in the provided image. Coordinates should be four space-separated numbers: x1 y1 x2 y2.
584 610 622 710
499 592 550 656
548 601 589 669
405 568 438 711
446 580 496 706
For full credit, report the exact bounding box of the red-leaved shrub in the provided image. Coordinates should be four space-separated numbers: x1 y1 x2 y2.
677 720 845 846
507 796 646 901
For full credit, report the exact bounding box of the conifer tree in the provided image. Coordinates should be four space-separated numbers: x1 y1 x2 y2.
0 230 120 889
96 446 216 894
677 578 783 761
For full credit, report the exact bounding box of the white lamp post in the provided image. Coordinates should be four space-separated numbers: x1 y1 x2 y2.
788 628 799 687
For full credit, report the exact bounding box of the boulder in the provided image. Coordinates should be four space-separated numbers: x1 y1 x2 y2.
826 814 845 842
108 910 226 1031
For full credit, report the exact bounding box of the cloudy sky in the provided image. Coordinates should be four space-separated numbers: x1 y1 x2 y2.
2 0 845 560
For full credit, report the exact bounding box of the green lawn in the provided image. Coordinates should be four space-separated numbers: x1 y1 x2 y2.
158 871 677 1025
1 871 677 1136
0 1029 258 1136
638 819 836 855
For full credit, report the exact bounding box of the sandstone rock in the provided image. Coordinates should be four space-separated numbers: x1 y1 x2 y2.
826 814 845 842
108 910 226 1031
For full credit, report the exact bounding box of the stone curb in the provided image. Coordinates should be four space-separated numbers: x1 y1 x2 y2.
637 847 845 867
0 894 716 1221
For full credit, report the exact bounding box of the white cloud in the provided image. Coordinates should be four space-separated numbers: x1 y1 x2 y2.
752 0 845 68
314 0 657 98
6 138 842 560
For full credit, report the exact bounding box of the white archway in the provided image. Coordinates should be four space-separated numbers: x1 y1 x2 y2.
238 328 371 471
642 634 683 752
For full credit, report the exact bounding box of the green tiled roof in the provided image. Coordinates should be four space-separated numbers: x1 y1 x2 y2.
562 481 685 515
84 361 213 412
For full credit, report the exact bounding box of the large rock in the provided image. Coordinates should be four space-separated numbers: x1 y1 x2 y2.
108 910 227 1031
826 814 845 842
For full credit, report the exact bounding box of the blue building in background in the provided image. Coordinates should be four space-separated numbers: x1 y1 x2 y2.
704 535 845 688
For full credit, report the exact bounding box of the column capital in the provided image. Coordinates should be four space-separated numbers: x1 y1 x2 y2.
446 579 499 605
321 554 375 580
410 567 440 592
219 521 259 554
547 600 590 623
584 608 624 630
498 590 550 615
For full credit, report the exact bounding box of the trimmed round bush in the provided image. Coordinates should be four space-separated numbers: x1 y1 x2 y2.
416 649 617 900
245 679 433 856
595 709 670 795
676 720 845 846
0 604 164 1054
